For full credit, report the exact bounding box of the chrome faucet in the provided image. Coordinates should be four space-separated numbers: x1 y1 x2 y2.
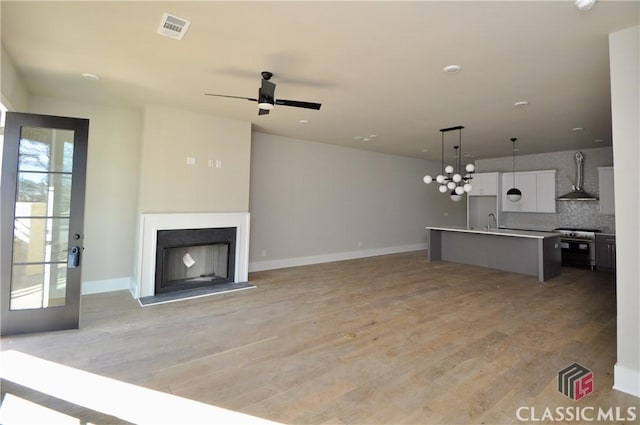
487 213 496 229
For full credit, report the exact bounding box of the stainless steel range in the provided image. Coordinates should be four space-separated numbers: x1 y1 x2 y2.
554 227 600 270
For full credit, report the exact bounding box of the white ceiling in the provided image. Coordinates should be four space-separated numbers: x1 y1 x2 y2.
1 1 638 161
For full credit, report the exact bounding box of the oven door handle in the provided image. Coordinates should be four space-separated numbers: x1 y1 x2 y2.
560 238 594 244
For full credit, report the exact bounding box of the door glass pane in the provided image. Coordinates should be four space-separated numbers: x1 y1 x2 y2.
18 127 74 173
10 126 75 311
10 264 67 310
16 173 72 216
13 218 70 263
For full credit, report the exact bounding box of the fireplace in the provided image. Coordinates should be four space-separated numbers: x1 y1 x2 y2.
134 213 250 299
155 227 236 294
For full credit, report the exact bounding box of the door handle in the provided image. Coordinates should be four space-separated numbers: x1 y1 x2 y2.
67 246 81 268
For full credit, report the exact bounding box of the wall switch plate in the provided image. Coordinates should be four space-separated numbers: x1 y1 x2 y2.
216 160 222 168
207 159 214 168
186 157 196 165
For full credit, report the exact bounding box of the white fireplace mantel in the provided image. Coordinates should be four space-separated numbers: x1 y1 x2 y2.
133 212 250 298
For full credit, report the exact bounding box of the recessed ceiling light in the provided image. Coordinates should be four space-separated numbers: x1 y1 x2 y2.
353 136 363 140
572 127 584 131
422 149 429 153
298 119 309 123
81 73 100 81
575 0 596 11
593 139 604 143
443 65 461 74
513 101 529 107
362 138 371 142
513 149 520 152
368 134 377 138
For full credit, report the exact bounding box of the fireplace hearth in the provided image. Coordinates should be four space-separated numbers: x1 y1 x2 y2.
155 227 236 294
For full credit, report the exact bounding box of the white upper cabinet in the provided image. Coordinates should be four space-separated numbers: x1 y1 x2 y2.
598 166 615 215
501 170 556 213
535 170 557 213
469 172 499 196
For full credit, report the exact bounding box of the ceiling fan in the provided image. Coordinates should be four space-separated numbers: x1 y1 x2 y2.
205 71 322 115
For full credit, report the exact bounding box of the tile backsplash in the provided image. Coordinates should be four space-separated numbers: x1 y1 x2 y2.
475 147 615 233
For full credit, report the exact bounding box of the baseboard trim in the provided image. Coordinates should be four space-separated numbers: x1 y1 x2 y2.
613 364 640 398
82 277 131 295
249 243 428 272
81 244 430 294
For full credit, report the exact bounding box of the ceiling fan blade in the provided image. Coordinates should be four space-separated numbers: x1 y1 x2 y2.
204 94 258 102
206 73 322 115
274 99 322 110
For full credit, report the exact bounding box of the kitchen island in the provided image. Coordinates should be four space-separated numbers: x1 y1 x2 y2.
426 226 562 282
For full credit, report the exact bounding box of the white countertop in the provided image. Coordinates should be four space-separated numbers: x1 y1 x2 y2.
426 226 561 239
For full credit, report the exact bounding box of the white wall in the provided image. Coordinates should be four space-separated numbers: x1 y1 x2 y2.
249 132 465 271
0 45 29 111
609 25 640 398
138 105 251 213
28 96 142 294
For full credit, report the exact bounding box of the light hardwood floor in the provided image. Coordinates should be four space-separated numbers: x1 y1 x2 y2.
1 251 638 424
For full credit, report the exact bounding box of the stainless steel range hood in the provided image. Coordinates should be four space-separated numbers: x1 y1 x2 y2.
557 151 598 200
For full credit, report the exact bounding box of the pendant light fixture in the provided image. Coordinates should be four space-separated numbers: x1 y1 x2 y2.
423 125 475 201
506 137 522 202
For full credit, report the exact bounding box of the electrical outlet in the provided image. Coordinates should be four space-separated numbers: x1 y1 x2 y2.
358 241 362 248
261 249 267 257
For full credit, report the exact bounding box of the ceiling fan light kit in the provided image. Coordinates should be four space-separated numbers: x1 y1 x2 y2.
423 126 475 202
205 71 321 116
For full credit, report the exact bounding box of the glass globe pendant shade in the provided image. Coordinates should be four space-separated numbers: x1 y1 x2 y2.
436 175 445 184
447 181 456 190
423 175 433 184
507 187 522 202
453 174 462 183
463 183 473 193
450 191 463 202
465 163 475 173
439 185 448 193
454 186 465 195
445 165 454 174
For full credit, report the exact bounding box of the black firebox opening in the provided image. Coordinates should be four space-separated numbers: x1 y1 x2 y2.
155 227 236 294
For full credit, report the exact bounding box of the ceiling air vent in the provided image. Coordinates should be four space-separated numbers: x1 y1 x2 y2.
157 13 191 40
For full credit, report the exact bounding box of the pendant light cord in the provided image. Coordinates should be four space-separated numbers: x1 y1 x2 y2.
512 138 517 186
458 127 462 175
441 131 445 175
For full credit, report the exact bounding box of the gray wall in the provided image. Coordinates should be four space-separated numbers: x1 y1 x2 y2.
476 147 615 232
249 132 465 270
